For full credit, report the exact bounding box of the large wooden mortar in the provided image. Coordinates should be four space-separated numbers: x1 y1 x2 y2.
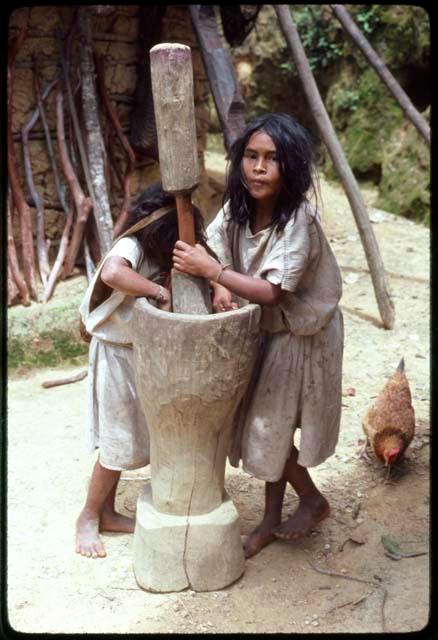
132 298 261 592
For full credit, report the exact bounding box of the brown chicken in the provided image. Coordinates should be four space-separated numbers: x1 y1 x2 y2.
361 358 415 471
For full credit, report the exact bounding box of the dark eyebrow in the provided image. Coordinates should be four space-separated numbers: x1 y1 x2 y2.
244 146 277 153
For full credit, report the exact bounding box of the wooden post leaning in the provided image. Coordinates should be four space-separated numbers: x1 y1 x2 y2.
132 299 261 592
274 5 395 330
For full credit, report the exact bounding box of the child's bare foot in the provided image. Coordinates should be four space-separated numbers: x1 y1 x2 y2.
76 509 106 558
100 508 135 534
272 494 329 542
76 508 135 558
242 520 278 559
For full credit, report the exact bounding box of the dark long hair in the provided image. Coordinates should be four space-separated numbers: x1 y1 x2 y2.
117 182 206 271
223 113 318 231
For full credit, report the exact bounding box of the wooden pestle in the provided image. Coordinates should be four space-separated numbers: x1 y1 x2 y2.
150 43 211 314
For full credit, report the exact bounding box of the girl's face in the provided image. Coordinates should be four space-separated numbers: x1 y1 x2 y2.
241 130 283 205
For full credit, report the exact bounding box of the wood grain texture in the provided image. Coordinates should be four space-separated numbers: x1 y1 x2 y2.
150 43 199 193
132 299 261 516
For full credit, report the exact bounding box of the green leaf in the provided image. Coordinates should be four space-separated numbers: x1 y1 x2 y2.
381 535 403 558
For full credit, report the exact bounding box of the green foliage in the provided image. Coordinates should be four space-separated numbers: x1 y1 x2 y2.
8 330 88 371
336 89 359 113
252 92 272 115
354 5 380 35
363 6 429 68
325 67 405 179
292 6 342 71
376 109 430 226
279 61 292 73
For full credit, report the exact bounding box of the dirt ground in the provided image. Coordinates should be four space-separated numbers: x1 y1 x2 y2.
6 156 430 635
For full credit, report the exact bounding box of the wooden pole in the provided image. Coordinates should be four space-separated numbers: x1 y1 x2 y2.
7 189 30 306
77 7 114 254
94 51 137 237
8 24 38 301
21 73 57 287
175 194 196 246
274 4 395 330
190 4 246 151
7 260 20 307
34 62 69 217
42 202 74 303
55 90 93 279
330 4 430 146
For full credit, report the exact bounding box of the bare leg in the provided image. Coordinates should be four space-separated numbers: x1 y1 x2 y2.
76 459 131 558
243 478 286 559
100 480 135 534
272 446 329 541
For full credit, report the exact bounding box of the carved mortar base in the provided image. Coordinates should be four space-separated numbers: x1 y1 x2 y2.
132 298 261 592
134 484 244 592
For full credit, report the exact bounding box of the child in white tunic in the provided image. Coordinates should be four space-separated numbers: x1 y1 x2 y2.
76 182 206 558
173 113 343 559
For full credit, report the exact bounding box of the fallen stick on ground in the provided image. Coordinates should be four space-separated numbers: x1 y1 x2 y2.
307 560 387 631
41 370 87 388
326 592 369 614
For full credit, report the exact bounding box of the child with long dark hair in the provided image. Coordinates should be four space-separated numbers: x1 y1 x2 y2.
173 113 344 558
76 181 206 558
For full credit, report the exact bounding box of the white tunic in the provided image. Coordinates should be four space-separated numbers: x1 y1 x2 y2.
79 237 162 344
207 202 344 480
79 236 160 470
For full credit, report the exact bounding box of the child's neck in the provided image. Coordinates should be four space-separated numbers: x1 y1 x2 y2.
251 202 275 234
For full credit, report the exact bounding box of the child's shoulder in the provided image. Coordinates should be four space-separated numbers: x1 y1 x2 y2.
110 234 142 256
112 234 141 250
104 235 144 269
283 202 318 233
299 201 320 223
207 202 233 233
217 201 232 223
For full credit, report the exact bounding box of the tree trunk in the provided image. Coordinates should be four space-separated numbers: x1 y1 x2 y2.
274 4 395 330
330 4 430 146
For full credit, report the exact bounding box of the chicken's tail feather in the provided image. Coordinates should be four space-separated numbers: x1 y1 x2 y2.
397 357 405 373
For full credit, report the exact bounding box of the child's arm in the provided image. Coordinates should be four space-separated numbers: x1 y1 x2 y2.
173 241 281 306
101 256 171 309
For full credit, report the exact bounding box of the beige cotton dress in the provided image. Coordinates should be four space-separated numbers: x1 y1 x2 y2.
207 201 344 482
79 236 162 471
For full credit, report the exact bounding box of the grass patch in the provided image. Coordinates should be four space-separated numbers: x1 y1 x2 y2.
8 330 89 371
